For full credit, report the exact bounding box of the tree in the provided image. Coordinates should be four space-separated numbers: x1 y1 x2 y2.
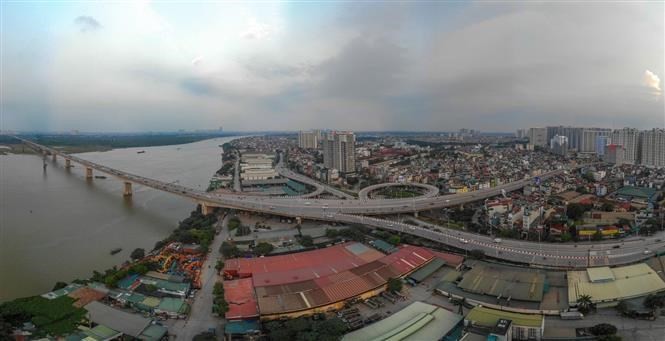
299 235 314 247
387 277 403 292
254 242 274 256
313 318 347 338
215 260 225 271
561 232 572 242
130 248 145 261
387 235 401 246
567 203 591 220
601 203 615 212
644 294 665 309
220 242 239 258
592 230 603 241
590 323 618 336
615 301 628 315
52 281 68 291
577 294 593 314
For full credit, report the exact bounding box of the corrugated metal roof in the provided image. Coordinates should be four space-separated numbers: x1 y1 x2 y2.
466 306 543 328
586 267 615 282
342 301 462 341
408 258 446 283
568 263 665 305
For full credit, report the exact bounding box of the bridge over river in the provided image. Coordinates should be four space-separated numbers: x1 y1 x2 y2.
16 137 664 269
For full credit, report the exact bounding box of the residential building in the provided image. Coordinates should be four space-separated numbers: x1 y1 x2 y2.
580 128 611 153
297 130 318 149
611 128 642 165
527 128 548 148
550 135 568 156
604 144 626 165
641 128 665 168
323 131 356 175
595 135 611 156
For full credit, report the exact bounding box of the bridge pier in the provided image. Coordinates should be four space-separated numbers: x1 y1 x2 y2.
65 159 72 168
85 167 93 179
123 182 132 197
201 202 213 215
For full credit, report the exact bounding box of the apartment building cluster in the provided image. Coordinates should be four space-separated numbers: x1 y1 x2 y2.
297 130 357 176
526 126 665 168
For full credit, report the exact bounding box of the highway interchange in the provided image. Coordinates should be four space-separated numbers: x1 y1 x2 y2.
18 137 665 269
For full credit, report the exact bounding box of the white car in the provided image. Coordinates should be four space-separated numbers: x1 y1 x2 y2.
460 239 469 244
493 238 502 243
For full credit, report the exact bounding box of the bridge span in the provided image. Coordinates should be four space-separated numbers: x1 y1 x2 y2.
17 137 660 269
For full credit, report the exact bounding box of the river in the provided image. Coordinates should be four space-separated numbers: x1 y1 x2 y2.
0 137 235 302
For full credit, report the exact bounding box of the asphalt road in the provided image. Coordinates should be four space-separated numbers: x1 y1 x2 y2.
170 215 227 340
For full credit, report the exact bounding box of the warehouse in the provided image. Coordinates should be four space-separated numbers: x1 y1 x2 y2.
342 301 463 341
458 262 546 302
568 263 665 307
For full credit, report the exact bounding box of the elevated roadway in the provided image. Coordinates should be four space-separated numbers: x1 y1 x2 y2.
358 182 439 200
274 153 354 199
18 137 662 268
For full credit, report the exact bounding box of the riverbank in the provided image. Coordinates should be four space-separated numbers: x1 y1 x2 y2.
0 133 243 155
1 137 239 302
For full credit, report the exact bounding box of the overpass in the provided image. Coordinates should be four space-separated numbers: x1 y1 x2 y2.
17 137 661 268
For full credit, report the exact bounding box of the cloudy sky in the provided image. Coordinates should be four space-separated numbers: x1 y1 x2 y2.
1 1 663 132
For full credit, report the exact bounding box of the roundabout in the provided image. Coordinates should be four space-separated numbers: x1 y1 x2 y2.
358 182 439 200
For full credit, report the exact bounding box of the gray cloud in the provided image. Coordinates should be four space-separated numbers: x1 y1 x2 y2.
74 16 101 32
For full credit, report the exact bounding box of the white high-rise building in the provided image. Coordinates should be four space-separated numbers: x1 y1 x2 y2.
527 127 548 148
580 128 611 153
641 128 665 168
611 128 642 165
550 135 569 156
322 131 356 174
298 130 318 149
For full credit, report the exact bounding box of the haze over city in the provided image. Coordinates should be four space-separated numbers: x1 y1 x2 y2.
2 1 663 132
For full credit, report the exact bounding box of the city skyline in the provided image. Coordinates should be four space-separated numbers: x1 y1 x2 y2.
1 2 663 132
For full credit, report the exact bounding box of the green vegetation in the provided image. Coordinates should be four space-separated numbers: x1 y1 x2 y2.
2 133 235 153
51 282 68 291
298 235 314 247
387 235 401 246
325 227 366 242
215 260 225 271
228 216 241 230
0 296 86 337
235 225 251 237
254 242 274 256
577 294 594 314
264 316 347 341
90 261 151 288
220 241 240 258
566 203 593 220
130 248 145 261
153 206 218 253
590 323 619 338
212 282 229 315
387 278 403 292
377 188 420 199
